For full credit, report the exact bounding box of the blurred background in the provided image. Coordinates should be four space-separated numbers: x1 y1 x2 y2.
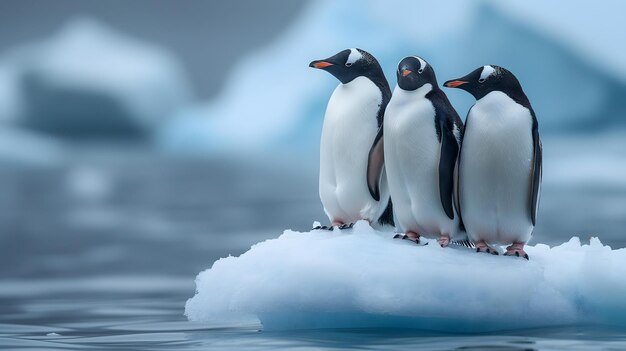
1 0 626 348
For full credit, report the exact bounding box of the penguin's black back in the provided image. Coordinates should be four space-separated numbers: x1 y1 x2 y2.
359 50 391 128
426 87 464 142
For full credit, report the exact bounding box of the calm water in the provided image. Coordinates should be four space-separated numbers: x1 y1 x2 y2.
2 143 626 350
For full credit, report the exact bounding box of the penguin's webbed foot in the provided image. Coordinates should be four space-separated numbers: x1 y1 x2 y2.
438 234 450 248
393 231 425 245
474 240 499 255
338 223 354 230
313 225 334 231
504 242 529 260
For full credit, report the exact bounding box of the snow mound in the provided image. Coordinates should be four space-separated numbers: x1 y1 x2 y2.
186 221 626 332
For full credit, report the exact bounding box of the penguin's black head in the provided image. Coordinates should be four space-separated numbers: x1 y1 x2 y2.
443 65 524 100
309 48 383 84
396 56 437 91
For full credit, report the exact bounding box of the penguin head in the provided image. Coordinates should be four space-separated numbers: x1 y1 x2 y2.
443 65 524 100
396 56 437 91
309 48 383 84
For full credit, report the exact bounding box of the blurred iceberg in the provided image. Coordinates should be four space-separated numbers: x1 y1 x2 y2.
0 127 66 165
0 65 21 123
1 17 192 139
159 0 626 153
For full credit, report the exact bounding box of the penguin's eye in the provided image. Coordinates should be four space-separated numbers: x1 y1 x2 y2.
478 78 486 83
418 68 424 74
345 62 353 67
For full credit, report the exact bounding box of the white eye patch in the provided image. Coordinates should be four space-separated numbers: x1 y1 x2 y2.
346 48 362 66
479 65 495 81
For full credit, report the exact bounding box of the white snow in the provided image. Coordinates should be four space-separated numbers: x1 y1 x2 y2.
186 221 626 332
2 17 191 132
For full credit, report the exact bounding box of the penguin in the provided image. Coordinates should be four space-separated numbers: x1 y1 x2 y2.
309 48 394 230
384 56 465 246
444 65 542 259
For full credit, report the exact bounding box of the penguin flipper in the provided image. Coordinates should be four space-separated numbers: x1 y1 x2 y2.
378 199 394 226
367 127 384 201
439 123 459 220
530 122 542 226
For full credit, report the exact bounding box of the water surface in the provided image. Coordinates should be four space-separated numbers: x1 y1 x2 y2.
1 144 625 350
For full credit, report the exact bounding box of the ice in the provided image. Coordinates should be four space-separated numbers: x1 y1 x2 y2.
186 221 626 332
2 17 191 136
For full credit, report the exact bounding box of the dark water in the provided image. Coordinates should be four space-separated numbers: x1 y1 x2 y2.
1 145 626 350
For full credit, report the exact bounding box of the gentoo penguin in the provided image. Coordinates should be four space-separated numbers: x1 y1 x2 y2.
444 65 542 259
309 48 394 229
384 56 465 246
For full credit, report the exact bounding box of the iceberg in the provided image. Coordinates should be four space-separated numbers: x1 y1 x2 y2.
0 64 21 123
0 127 66 165
186 221 626 332
2 17 192 138
160 0 626 153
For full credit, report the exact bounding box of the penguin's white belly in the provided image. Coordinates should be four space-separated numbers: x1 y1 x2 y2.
319 76 388 223
460 91 534 244
384 86 458 237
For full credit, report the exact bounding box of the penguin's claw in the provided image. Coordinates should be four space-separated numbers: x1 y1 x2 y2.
338 223 354 230
438 235 450 248
504 249 529 260
476 247 498 255
393 234 422 245
475 241 499 255
504 243 529 260
313 225 333 231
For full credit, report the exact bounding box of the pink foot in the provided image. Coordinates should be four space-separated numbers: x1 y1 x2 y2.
505 242 529 260
337 223 354 230
438 234 450 247
313 219 344 231
332 220 344 227
393 231 421 245
475 240 499 255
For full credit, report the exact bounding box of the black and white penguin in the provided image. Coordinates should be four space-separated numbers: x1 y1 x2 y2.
444 65 542 259
309 48 393 229
384 56 465 246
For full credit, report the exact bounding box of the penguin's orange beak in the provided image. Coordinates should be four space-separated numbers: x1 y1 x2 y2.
444 80 468 88
309 61 333 69
402 69 412 77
